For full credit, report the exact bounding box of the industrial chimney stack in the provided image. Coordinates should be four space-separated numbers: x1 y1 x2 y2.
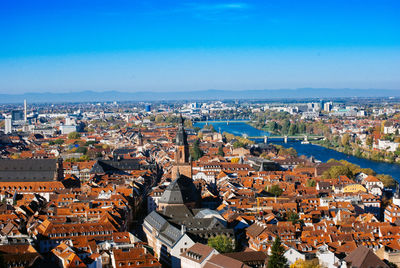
24 99 27 122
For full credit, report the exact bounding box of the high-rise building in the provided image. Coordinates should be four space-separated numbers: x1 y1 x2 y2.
11 110 24 121
4 116 12 134
324 102 333 112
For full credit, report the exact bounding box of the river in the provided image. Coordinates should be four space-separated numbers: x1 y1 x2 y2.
194 121 400 181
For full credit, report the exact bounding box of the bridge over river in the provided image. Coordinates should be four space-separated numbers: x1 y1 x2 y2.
195 120 324 143
196 120 250 124
247 135 325 143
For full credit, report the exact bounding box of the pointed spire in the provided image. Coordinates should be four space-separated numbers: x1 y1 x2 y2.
179 113 184 126
175 114 188 146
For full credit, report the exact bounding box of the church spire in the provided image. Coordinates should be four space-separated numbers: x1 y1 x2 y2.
175 114 188 146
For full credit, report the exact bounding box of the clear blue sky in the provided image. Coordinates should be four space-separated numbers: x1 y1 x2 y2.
0 0 399 93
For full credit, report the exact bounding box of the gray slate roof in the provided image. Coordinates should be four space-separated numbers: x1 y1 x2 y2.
0 159 58 182
159 176 199 205
145 211 168 232
90 159 141 174
144 211 183 248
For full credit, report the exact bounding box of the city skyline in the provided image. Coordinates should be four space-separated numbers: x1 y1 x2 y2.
0 0 399 94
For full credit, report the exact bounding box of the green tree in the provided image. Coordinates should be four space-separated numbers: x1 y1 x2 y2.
377 174 396 188
267 121 279 133
287 212 300 224
298 123 306 134
49 138 64 145
281 120 291 135
233 141 245 149
268 237 288 268
68 131 81 139
306 179 316 187
290 259 321 268
268 185 283 197
79 155 90 161
190 139 204 160
204 124 216 132
366 136 374 148
155 115 164 123
341 133 351 147
217 146 225 157
207 235 235 253
322 165 353 179
288 123 298 135
184 119 193 128
76 146 88 154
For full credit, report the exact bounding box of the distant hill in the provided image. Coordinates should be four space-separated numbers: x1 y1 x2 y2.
0 88 399 103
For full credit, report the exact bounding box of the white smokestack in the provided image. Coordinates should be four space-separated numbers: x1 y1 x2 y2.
24 99 27 122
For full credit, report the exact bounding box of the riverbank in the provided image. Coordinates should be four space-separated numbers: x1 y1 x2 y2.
194 121 400 181
248 122 400 166
310 140 400 166
247 121 279 135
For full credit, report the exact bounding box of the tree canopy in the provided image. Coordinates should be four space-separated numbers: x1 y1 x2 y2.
68 131 81 140
217 146 225 157
268 185 283 197
322 165 353 179
190 139 204 161
267 236 288 268
290 259 321 268
207 235 235 253
377 174 396 188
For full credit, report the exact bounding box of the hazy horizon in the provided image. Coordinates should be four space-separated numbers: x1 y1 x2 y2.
0 0 399 94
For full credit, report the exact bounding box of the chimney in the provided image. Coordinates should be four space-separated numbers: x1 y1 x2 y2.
24 99 27 122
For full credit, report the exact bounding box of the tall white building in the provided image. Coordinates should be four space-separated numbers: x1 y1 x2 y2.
324 102 333 112
5 116 12 134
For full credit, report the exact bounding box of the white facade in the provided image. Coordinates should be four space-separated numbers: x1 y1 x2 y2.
181 248 217 268
5 116 12 134
60 125 78 134
324 102 333 112
192 172 216 184
170 234 195 268
375 139 399 152
284 247 306 265
317 246 339 268
384 126 398 134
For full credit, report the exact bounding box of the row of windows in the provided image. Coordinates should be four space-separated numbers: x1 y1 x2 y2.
48 230 112 238
1 186 62 191
118 260 157 266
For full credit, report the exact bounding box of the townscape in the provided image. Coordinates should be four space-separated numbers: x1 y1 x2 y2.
0 99 399 268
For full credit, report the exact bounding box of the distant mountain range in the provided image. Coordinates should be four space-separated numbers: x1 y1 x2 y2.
0 88 399 103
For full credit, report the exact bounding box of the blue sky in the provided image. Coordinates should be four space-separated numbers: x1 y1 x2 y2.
0 0 399 93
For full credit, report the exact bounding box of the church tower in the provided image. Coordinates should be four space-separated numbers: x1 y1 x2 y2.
136 129 143 146
172 115 192 179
